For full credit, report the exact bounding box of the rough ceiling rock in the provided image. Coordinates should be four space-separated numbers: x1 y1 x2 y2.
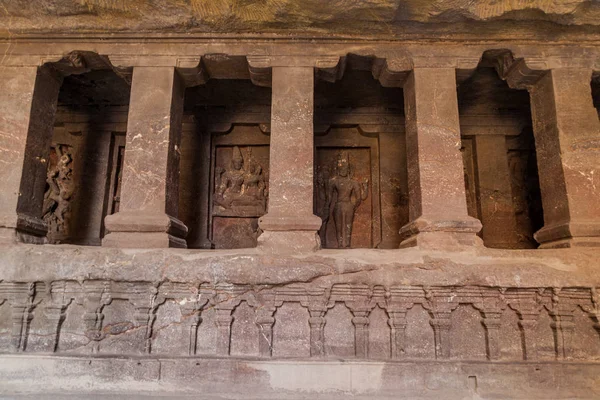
1 0 600 38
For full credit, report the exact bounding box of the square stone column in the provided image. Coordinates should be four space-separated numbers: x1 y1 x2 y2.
529 68 600 248
400 68 482 249
103 67 188 248
474 135 520 248
0 66 62 244
257 66 322 252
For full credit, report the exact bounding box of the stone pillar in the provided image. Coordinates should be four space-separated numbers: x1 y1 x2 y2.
517 314 539 361
481 312 502 360
400 68 482 249
430 313 452 359
215 308 234 356
550 311 575 360
388 311 408 359
103 67 188 248
528 68 600 248
255 309 276 357
0 66 62 244
474 135 520 248
351 312 370 358
257 66 322 252
308 313 326 357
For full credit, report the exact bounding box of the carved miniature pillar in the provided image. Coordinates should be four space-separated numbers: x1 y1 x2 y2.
103 67 188 248
550 311 575 360
257 66 322 252
8 283 35 352
131 286 159 355
474 135 520 248
82 281 111 354
517 313 539 361
180 303 203 356
255 307 277 357
351 312 370 358
400 68 482 249
388 311 408 359
430 313 452 359
215 308 234 356
308 311 327 357
41 281 71 353
9 283 35 352
528 68 600 248
0 66 62 244
43 304 67 353
481 311 502 360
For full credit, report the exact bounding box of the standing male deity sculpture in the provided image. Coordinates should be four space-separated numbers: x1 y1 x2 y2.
324 151 369 248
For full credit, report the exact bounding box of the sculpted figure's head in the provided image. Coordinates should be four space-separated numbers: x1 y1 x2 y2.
232 146 244 170
337 152 349 177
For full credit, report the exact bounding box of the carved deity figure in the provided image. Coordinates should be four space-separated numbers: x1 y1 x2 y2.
324 152 369 248
213 146 267 217
43 145 74 240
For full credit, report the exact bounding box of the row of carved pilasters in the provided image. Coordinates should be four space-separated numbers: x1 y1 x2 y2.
2 281 598 361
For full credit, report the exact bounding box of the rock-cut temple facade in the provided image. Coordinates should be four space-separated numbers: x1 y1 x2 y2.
0 1 600 398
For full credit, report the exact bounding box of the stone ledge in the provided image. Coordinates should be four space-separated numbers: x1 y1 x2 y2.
0 244 597 287
0 355 599 399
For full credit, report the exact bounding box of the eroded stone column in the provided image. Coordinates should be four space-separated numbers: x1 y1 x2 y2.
474 135 520 248
0 66 62 244
430 313 452 359
529 68 600 248
481 312 502 360
257 66 322 252
400 68 482 249
103 67 188 248
388 311 408 359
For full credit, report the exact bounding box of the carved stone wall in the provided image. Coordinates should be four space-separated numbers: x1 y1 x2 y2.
1 280 599 361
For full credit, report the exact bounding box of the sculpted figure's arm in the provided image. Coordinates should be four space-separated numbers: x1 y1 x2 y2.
215 168 227 197
361 179 369 201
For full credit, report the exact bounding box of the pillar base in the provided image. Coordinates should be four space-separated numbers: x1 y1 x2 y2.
399 216 482 250
534 221 600 249
103 211 188 249
257 213 322 253
257 231 321 253
258 213 322 232
0 214 47 245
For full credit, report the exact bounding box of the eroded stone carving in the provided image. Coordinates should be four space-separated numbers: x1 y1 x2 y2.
213 146 267 217
43 145 74 243
321 151 369 248
1 280 600 364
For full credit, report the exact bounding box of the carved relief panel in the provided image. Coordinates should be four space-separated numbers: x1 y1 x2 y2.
43 144 75 243
315 127 380 249
208 125 270 249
